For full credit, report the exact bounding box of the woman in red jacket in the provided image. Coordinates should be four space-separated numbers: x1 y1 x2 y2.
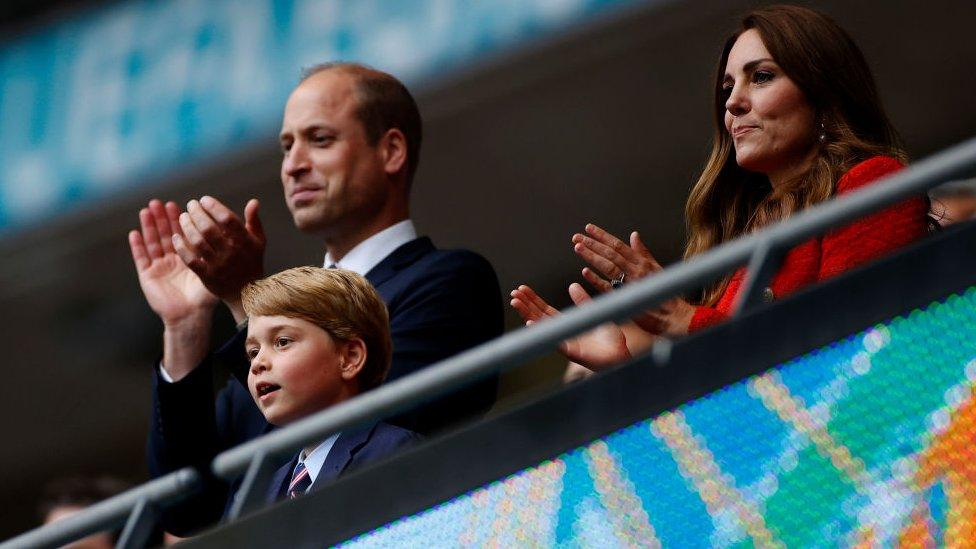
511 5 928 371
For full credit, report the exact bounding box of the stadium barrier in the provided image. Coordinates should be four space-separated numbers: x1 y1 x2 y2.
4 135 976 548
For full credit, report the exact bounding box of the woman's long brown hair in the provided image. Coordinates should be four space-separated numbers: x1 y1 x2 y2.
686 5 906 305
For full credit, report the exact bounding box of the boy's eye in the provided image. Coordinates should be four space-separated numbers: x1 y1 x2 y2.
246 347 259 361
275 337 292 348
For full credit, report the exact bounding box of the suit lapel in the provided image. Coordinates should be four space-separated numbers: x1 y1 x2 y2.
311 424 377 490
365 237 434 288
267 454 299 504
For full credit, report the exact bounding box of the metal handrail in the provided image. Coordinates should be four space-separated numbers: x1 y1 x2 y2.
0 469 199 549
6 135 976 548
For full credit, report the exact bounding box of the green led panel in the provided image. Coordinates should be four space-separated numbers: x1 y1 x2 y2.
345 287 976 547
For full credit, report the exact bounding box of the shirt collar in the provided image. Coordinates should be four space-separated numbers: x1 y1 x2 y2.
298 432 341 486
323 219 417 275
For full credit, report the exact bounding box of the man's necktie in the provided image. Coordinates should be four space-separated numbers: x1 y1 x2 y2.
287 461 312 499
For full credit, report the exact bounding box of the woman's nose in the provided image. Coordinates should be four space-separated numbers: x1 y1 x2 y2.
725 84 749 117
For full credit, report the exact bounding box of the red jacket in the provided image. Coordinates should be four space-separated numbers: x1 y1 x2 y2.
689 156 928 331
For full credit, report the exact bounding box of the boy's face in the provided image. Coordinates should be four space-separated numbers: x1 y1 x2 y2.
245 315 353 425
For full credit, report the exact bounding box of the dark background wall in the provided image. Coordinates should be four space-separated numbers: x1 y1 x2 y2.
1 0 973 538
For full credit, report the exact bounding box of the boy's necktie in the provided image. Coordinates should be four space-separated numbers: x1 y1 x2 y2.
287 461 312 499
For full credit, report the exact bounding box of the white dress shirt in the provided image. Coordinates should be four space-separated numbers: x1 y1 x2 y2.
295 432 341 487
323 219 417 275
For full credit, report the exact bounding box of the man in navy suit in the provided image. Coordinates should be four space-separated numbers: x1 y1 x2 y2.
129 63 501 534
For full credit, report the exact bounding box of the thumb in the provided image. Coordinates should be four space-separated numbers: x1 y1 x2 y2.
568 283 592 306
244 199 266 243
631 231 650 254
632 231 660 268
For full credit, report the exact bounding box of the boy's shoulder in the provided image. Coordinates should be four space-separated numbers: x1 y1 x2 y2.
369 421 424 448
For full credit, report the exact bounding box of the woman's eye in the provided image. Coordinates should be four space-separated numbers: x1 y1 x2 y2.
753 70 774 84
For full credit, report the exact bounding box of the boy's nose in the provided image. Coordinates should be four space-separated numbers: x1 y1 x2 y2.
250 354 270 375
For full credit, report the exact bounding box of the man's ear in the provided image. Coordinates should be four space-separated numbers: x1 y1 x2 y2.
339 338 368 381
379 128 408 178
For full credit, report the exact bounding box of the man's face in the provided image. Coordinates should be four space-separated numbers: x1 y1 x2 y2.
245 315 348 426
279 71 390 235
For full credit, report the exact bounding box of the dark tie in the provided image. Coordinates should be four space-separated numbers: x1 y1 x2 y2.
287 461 312 499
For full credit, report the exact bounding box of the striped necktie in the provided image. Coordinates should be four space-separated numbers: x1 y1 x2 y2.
287 461 312 499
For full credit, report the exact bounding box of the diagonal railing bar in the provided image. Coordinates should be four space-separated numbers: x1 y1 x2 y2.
7 135 976 546
0 469 199 549
212 135 976 482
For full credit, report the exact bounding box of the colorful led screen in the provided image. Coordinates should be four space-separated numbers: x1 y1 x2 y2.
344 287 976 547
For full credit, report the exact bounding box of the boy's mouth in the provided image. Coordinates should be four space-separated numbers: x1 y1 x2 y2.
255 382 281 399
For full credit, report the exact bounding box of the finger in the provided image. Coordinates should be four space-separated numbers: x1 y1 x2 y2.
165 202 184 237
573 240 624 280
630 231 661 270
199 195 248 243
172 232 207 274
585 223 639 262
516 284 560 316
148 199 175 254
510 298 539 323
128 230 150 271
178 211 215 259
510 288 547 320
581 268 613 294
139 207 164 259
186 199 223 249
244 199 266 244
568 283 593 307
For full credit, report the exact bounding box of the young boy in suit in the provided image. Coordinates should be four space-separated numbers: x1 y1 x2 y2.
240 266 420 503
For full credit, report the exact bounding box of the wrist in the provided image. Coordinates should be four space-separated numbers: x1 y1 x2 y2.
224 295 246 325
667 301 695 336
162 316 213 382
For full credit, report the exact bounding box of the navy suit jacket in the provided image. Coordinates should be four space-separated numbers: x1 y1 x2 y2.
148 237 502 534
258 423 420 508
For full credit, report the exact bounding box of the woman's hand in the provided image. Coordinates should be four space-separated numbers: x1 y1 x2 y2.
573 223 695 336
572 224 661 292
510 284 631 370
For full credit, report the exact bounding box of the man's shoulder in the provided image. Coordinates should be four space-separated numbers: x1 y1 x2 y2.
414 245 495 274
380 238 498 290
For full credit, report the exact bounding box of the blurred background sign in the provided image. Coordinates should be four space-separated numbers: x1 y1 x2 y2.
0 0 635 233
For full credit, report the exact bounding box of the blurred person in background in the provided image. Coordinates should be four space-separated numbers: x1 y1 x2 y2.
38 476 133 549
930 179 976 226
512 5 929 372
129 63 502 534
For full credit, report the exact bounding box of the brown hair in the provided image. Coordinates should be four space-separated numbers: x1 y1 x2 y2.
302 62 423 186
686 5 906 304
241 266 392 391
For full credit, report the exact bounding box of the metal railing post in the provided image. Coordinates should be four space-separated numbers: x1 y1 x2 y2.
115 498 158 549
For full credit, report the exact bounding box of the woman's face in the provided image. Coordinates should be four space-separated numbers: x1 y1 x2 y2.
722 29 817 186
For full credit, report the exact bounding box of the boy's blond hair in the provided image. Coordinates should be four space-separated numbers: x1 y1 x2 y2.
241 266 391 391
